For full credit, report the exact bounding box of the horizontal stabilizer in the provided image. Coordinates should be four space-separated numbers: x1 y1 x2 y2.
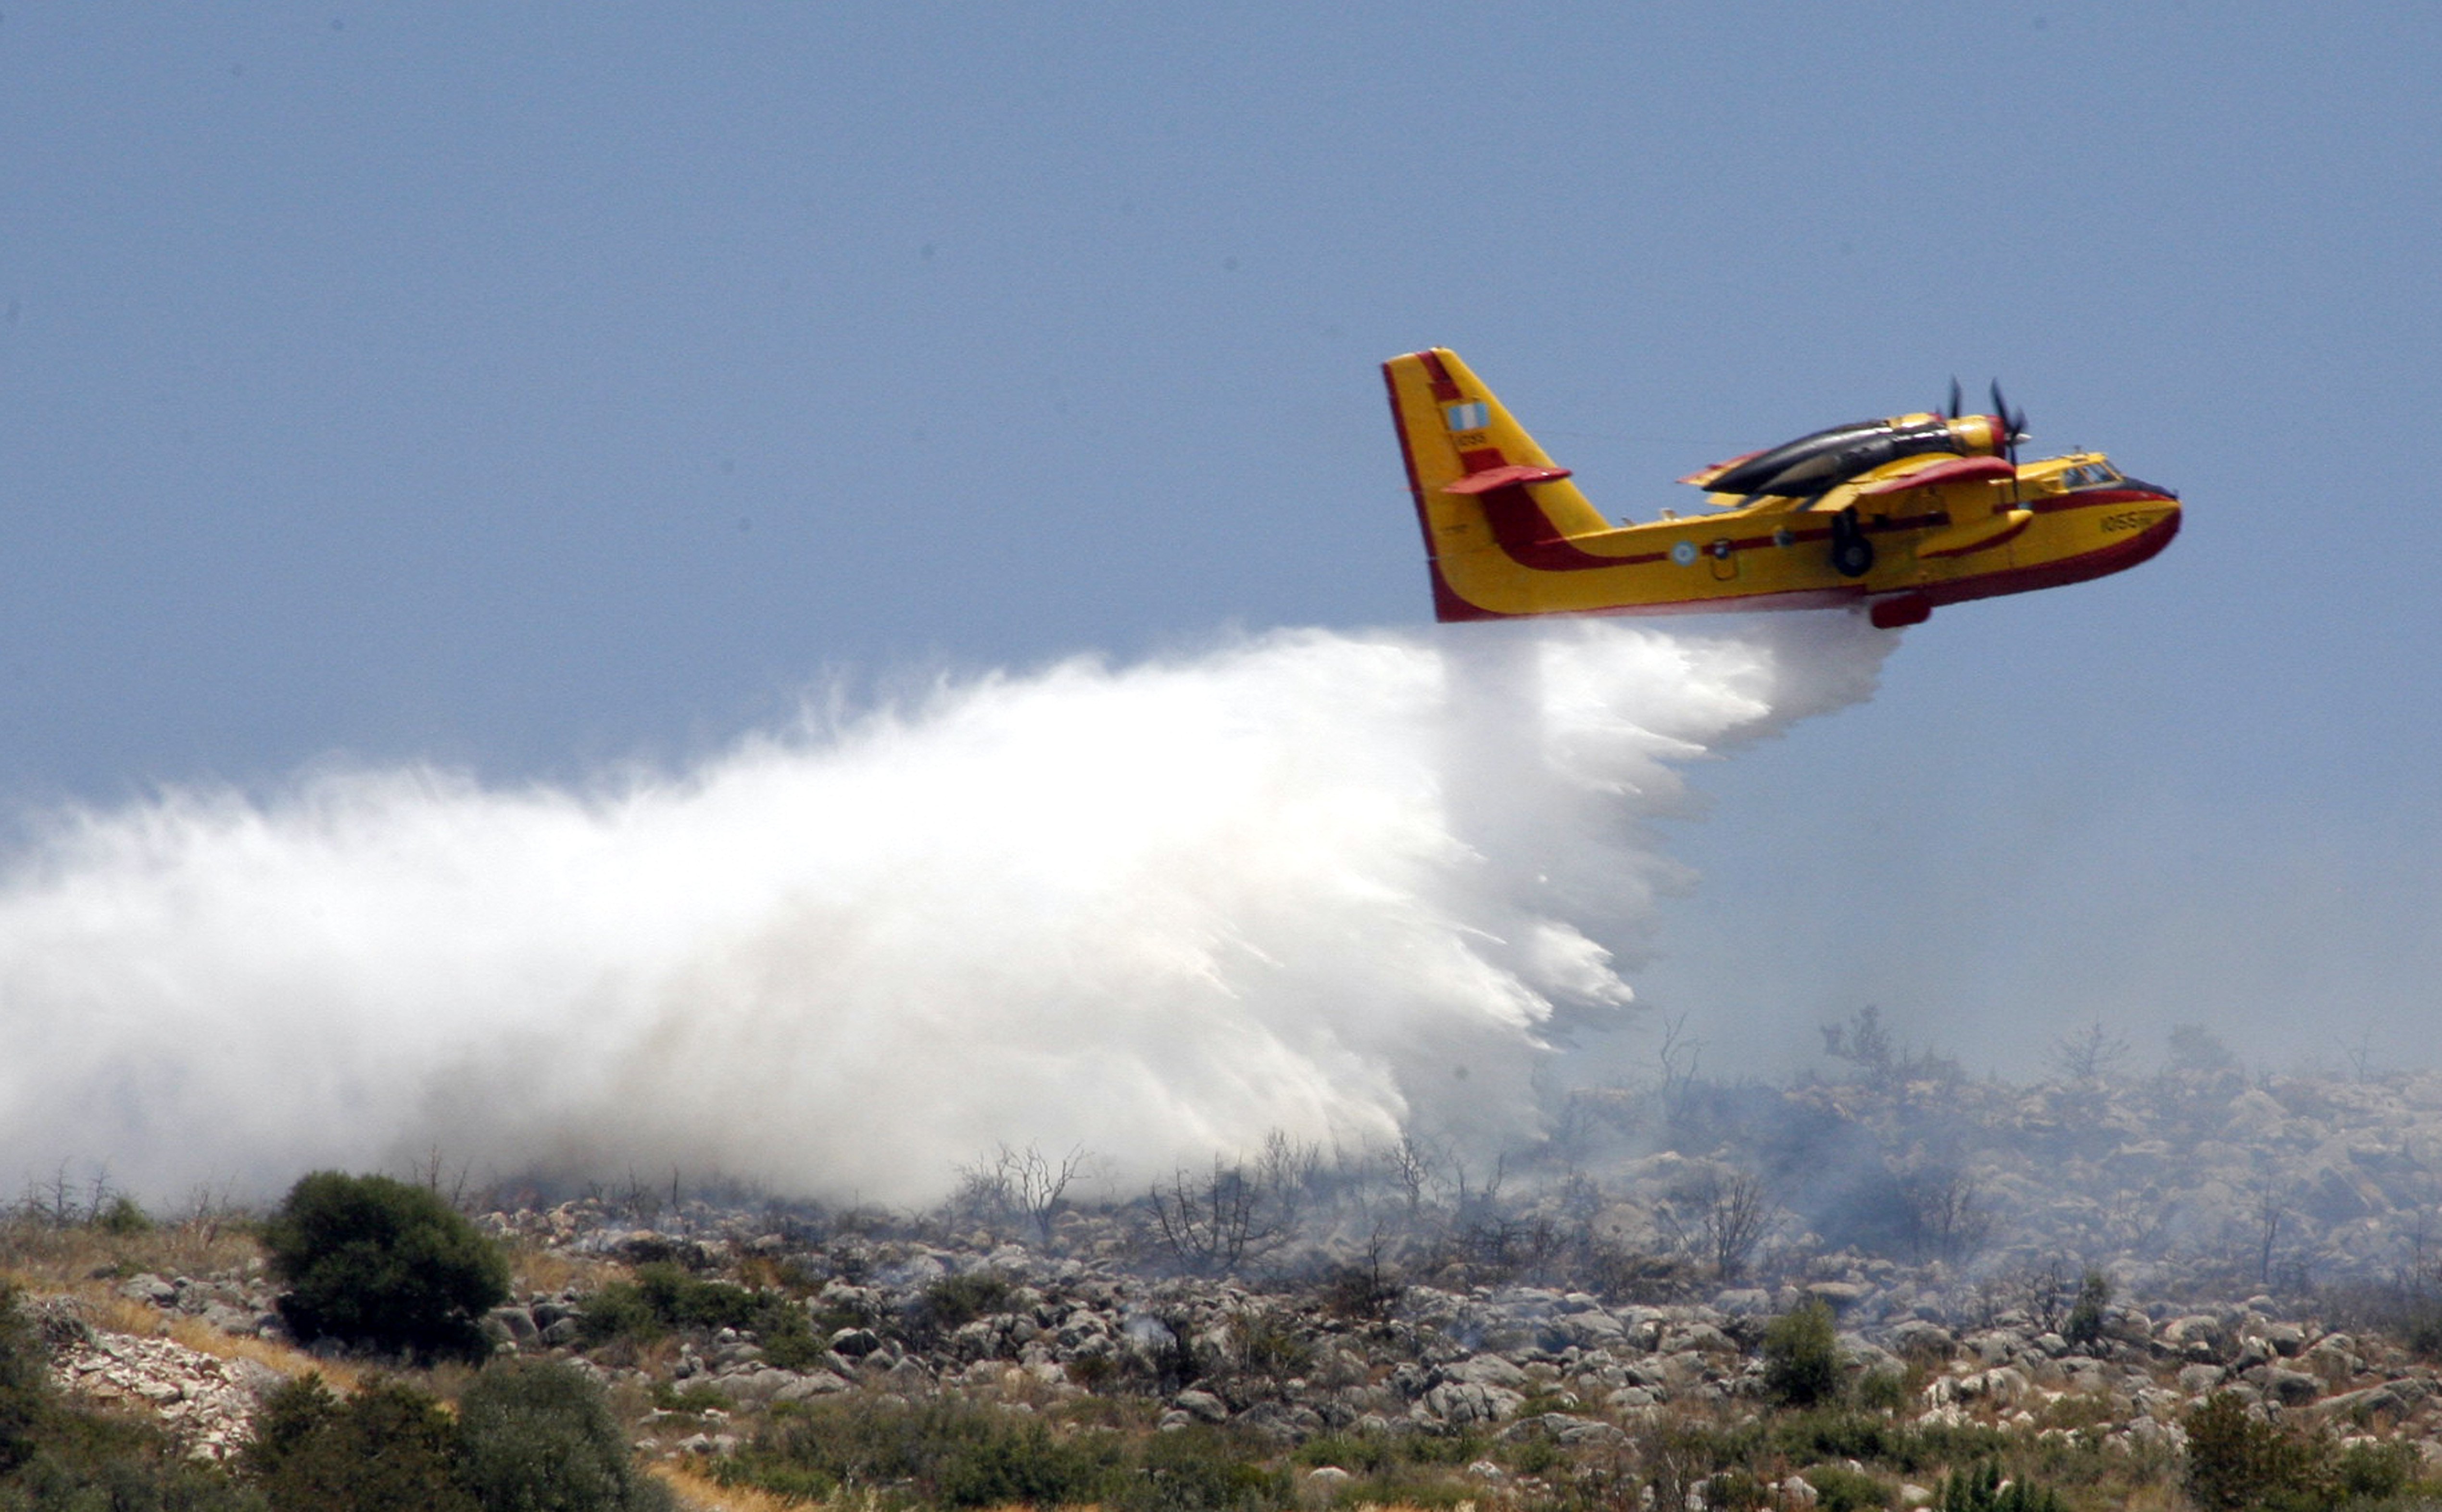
1442 463 1574 495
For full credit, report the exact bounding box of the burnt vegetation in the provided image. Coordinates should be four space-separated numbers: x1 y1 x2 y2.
21 1014 2442 1509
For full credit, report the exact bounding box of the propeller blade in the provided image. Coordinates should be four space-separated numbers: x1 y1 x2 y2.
1989 380 2024 464
1947 376 1963 419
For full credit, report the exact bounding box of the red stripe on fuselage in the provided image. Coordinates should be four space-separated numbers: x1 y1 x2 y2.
1473 484 1643 570
2027 487 2168 515
1918 516 2033 561
1917 507 2180 608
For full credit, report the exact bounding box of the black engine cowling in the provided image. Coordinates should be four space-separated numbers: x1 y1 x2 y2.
1707 417 1967 499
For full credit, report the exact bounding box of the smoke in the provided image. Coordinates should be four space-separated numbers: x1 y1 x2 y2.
0 617 1891 1207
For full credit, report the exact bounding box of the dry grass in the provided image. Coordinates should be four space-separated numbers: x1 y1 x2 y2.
506 1242 623 1299
650 1461 815 1511
0 1214 258 1292
162 1316 370 1394
5 1262 368 1396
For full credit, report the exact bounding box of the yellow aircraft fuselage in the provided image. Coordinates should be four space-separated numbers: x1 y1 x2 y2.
1384 349 2180 630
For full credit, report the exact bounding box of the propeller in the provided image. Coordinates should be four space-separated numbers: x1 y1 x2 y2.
1945 377 1963 420
1988 379 2027 465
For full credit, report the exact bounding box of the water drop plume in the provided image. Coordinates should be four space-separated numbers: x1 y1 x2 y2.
0 617 1891 1205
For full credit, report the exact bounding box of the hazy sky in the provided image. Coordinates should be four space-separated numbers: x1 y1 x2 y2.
4 3 2437 1083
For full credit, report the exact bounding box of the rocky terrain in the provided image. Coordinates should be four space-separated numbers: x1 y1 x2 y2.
25 1040 2442 1508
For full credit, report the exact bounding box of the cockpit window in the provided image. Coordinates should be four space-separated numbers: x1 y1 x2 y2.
2061 463 2122 489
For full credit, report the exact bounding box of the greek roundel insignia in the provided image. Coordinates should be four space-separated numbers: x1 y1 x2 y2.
1671 541 1699 566
1443 401 1490 432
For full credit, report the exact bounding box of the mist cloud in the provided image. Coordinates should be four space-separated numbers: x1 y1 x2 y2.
0 617 1891 1205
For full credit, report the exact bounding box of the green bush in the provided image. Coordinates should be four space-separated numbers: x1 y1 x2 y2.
1117 1426 1289 1512
243 1364 672 1512
1939 1461 2064 1512
576 1263 821 1369
718 1394 1117 1507
1803 1463 1888 1512
457 1360 673 1512
96 1195 154 1237
2335 1437 2421 1502
7 1414 264 1511
243 1375 474 1512
1853 1368 1908 1411
916 1272 1013 1332
1763 1300 1842 1406
1702 1469 1774 1511
2183 1389 2334 1512
261 1172 509 1362
0 1288 47 1476
2061 1270 2111 1350
716 1395 1299 1512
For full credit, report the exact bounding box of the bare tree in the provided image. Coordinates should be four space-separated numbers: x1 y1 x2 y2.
2346 1026 2380 1082
2049 1020 2133 1082
1900 1166 1994 1264
1821 1005 1897 1081
1256 1130 1322 1230
611 1167 665 1227
2253 1180 2288 1286
1322 1223 1405 1320
2015 1256 2076 1334
1384 1134 1437 1218
1821 1005 1960 1088
1663 1170 1777 1282
1005 1142 1087 1245
1655 1011 1704 1121
954 1141 1090 1246
1146 1159 1281 1276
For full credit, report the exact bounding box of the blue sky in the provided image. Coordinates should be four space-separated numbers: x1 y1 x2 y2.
4 3 2438 1076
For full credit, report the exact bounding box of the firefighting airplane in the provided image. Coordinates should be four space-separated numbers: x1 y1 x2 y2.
1383 349 2180 629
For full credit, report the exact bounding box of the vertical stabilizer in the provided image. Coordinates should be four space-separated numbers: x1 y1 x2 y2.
1382 349 1609 621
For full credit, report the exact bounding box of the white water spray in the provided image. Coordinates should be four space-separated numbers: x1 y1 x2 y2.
0 617 1890 1205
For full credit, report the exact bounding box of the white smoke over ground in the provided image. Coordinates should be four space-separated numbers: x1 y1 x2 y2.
0 617 1891 1207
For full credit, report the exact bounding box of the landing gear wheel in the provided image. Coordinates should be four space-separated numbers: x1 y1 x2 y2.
1829 509 1875 578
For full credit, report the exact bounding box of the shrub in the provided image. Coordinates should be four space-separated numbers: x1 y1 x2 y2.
1226 1310 1313 1379
0 1286 51 1475
2183 1389 2333 1512
576 1263 821 1369
1117 1425 1289 1512
97 1195 154 1237
261 1172 509 1361
1804 1462 1889 1511
1319 1258 1405 1322
244 1374 475 1512
718 1393 1122 1508
916 1271 1013 1332
11 1411 264 1510
457 1359 674 1512
1939 1461 2064 1512
1763 1299 1842 1406
2061 1270 2111 1349
716 1395 1307 1512
1853 1368 1909 1411
2334 1437 2421 1501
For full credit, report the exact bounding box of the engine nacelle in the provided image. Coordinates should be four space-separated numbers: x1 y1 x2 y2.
1702 412 2010 500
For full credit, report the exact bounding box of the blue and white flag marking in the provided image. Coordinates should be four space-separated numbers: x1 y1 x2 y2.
1443 401 1490 432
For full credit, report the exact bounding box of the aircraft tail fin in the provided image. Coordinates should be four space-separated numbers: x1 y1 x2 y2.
1382 349 1611 621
